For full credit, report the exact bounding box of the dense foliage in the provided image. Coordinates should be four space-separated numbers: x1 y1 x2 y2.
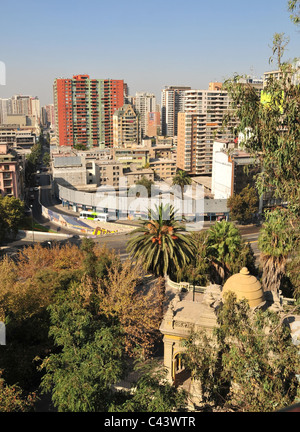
0 195 24 243
0 240 182 412
223 61 300 216
183 292 300 412
227 185 259 223
175 222 256 286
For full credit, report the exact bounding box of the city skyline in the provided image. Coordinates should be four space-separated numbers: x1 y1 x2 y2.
0 0 299 106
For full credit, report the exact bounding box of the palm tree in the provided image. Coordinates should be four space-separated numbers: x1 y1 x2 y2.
172 170 192 200
258 209 295 299
126 203 194 277
206 220 242 284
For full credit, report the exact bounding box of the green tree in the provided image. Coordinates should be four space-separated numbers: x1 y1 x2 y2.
0 195 24 243
39 283 127 412
174 230 211 286
172 170 192 200
258 208 295 298
135 175 155 197
269 32 290 68
173 225 256 285
183 292 300 412
43 153 50 166
227 185 259 224
127 204 194 277
111 359 187 412
223 62 300 216
0 371 37 412
206 221 243 283
288 0 300 24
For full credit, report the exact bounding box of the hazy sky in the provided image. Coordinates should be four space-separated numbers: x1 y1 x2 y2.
0 0 299 106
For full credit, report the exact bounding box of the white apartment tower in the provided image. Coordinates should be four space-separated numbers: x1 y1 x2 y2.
161 85 191 137
177 89 234 175
134 92 156 139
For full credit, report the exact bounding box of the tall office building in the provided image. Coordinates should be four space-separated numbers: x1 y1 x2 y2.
177 88 233 175
161 85 191 137
133 92 156 139
53 75 125 148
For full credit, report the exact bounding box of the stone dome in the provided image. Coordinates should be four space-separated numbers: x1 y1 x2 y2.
222 267 264 308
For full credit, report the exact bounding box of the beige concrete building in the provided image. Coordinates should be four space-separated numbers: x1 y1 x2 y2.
161 85 191 137
125 168 154 187
96 160 124 189
0 128 36 149
149 157 176 180
177 89 233 176
113 104 139 148
112 147 149 169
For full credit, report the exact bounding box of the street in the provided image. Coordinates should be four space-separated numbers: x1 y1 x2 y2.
3 139 260 263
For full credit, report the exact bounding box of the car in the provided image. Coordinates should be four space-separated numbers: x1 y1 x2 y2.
36 170 40 174
29 194 35 200
29 187 33 191
34 187 39 191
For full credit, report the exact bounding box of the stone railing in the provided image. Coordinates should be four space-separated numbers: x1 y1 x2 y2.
166 276 208 293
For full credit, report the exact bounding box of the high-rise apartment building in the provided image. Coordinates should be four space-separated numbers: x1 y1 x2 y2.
0 99 9 124
53 75 125 148
146 112 161 137
113 104 139 148
133 92 156 139
0 96 40 126
177 89 233 175
41 104 56 129
161 86 191 137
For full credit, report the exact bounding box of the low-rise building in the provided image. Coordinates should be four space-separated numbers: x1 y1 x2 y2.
96 160 124 189
112 147 149 169
124 168 154 187
149 157 176 180
52 156 87 187
0 143 25 199
211 140 259 199
0 127 36 149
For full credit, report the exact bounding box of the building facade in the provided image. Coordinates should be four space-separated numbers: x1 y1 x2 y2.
133 92 157 139
0 143 25 199
177 89 233 175
146 111 161 137
161 85 191 137
53 75 125 148
113 104 139 148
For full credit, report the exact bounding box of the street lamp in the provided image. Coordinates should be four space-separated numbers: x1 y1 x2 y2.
30 204 34 244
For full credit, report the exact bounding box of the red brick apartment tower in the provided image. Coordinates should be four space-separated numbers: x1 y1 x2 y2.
102 79 124 148
54 75 124 148
54 78 73 146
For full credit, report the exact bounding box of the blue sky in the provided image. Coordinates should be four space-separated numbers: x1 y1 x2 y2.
0 0 298 106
